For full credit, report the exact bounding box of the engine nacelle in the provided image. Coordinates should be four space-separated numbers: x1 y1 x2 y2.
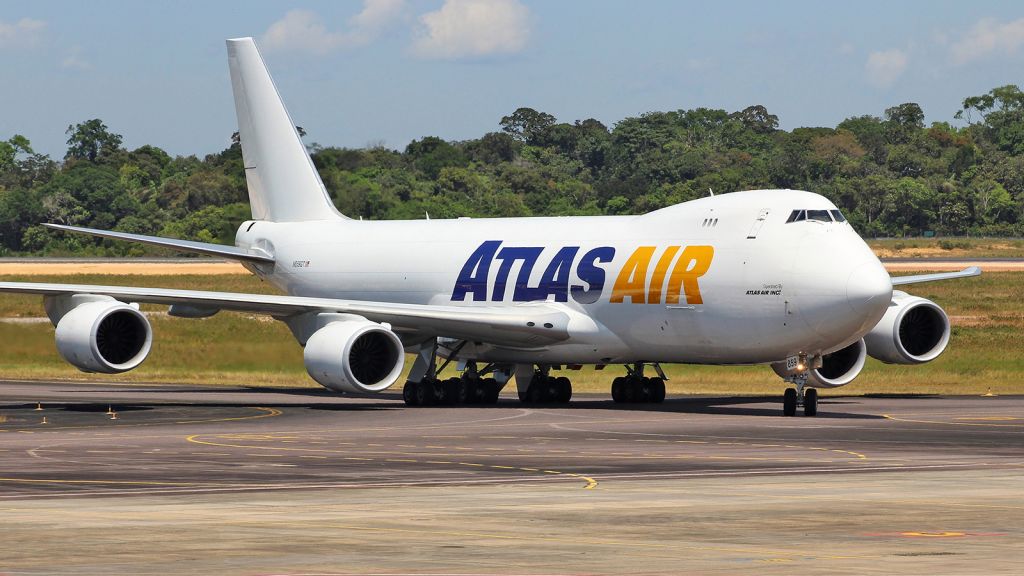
864 291 950 364
54 300 153 373
772 338 867 388
303 319 405 394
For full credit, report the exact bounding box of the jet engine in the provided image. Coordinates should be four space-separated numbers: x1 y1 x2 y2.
54 300 153 373
772 338 867 388
303 319 405 394
864 291 950 364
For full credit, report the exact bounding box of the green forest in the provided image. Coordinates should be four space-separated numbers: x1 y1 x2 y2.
1 84 1023 256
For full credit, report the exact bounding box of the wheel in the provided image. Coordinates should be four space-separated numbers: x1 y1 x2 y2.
528 382 545 403
555 376 572 403
623 379 638 403
457 379 471 405
611 377 625 403
482 378 500 404
783 388 797 416
403 380 419 406
416 379 433 406
649 377 666 404
638 377 653 403
804 388 818 417
433 380 448 405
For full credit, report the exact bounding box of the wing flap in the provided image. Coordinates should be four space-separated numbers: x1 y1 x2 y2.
0 281 569 347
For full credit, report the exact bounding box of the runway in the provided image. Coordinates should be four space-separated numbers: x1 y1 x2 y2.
2 381 1023 574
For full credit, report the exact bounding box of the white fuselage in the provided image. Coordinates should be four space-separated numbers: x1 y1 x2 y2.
235 189 893 366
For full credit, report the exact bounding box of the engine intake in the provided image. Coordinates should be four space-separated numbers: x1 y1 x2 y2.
54 300 153 373
303 318 405 394
772 339 866 388
865 291 950 364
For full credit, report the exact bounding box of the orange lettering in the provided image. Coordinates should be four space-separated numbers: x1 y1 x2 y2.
665 245 714 305
647 246 680 304
610 246 656 304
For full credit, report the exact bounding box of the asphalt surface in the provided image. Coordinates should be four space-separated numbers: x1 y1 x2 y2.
1 381 1023 574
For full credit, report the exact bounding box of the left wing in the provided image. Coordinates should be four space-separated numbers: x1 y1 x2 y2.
0 281 570 348
890 266 981 286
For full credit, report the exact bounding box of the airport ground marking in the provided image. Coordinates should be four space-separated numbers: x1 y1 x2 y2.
883 413 1024 428
186 433 600 490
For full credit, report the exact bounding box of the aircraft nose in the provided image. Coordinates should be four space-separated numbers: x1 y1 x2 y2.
847 260 892 318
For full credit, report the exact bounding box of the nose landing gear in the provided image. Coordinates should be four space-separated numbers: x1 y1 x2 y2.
782 374 818 417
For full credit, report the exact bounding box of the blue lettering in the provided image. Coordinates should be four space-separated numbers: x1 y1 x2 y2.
452 241 501 301
493 246 543 301
571 247 615 304
523 246 579 302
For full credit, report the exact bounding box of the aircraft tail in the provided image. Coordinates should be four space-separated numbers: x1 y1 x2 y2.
226 37 345 222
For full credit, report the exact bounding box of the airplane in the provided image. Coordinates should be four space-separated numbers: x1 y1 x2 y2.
0 37 980 417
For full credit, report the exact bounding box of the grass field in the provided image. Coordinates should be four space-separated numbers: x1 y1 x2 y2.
0 271 1020 396
869 237 1024 259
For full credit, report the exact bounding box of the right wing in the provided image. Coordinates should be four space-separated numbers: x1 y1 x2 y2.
0 281 570 348
890 266 981 286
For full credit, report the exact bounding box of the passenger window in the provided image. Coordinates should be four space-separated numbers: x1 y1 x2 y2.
807 209 831 222
830 209 846 222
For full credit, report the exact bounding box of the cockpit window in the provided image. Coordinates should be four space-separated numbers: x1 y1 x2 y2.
787 209 842 223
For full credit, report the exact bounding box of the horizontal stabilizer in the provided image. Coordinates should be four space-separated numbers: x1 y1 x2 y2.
890 266 981 286
42 223 275 264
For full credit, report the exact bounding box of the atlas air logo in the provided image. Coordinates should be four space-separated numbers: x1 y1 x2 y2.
451 241 713 305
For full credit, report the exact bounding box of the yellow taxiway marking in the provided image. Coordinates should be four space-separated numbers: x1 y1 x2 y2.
186 434 599 490
884 414 1024 427
4 406 282 433
954 416 1019 421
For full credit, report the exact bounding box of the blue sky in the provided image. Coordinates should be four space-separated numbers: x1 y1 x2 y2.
2 1 1023 159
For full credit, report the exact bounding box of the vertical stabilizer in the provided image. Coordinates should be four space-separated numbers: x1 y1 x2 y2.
226 38 344 222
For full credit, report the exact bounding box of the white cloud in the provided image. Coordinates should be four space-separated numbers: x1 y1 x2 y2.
0 17 45 47
261 0 406 55
950 17 1024 65
412 0 530 60
62 46 91 70
865 48 908 88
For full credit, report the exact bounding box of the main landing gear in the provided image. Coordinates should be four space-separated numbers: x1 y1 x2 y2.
518 368 573 404
403 339 505 407
611 363 666 404
782 374 817 417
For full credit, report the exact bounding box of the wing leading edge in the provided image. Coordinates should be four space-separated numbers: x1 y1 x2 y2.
890 266 981 286
0 281 570 348
41 223 274 264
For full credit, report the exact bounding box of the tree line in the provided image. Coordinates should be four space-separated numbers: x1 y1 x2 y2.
1 84 1022 256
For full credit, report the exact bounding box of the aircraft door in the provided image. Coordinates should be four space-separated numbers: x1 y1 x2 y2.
746 208 770 239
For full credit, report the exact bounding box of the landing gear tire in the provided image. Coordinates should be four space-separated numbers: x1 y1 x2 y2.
804 388 818 417
482 378 500 404
555 376 572 403
649 377 666 404
611 377 625 403
403 380 419 406
783 388 797 417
